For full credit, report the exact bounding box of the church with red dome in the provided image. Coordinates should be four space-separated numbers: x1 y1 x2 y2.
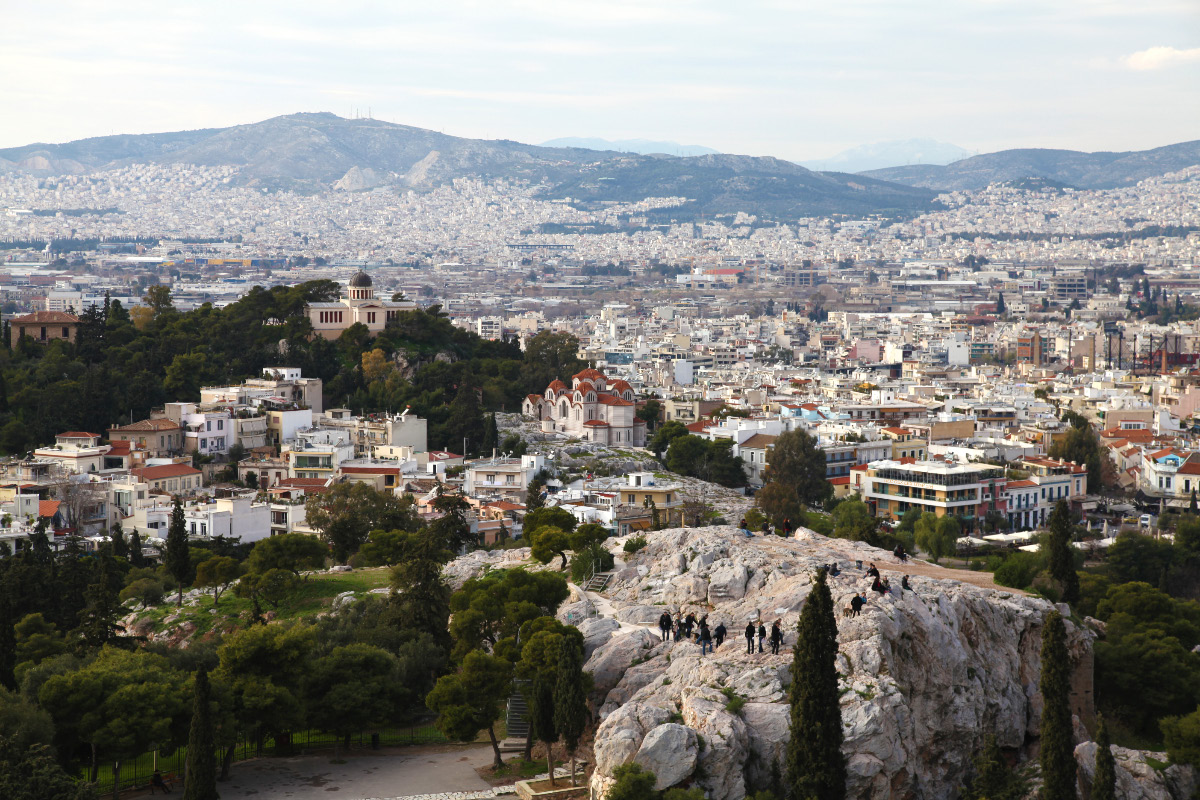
522 369 646 446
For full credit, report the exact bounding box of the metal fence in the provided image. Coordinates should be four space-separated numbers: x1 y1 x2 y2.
88 724 446 795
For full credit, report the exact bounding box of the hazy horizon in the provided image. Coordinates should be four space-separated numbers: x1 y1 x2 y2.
1 1 1197 160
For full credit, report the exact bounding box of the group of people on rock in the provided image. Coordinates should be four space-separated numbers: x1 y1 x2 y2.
658 610 784 656
737 517 795 538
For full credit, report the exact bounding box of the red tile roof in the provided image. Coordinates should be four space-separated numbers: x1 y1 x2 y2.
583 420 610 427
740 433 778 450
39 500 61 518
12 311 79 323
597 395 634 406
109 418 181 432
57 431 99 439
132 464 202 481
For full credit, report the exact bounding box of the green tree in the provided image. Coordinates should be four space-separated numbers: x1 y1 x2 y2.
426 651 513 769
76 570 124 649
143 284 175 318
482 412 498 456
182 668 218 800
963 735 1022 800
524 506 577 535
118 576 165 610
128 530 145 568
165 497 190 606
1045 500 1080 605
194 555 240 606
0 687 55 751
759 430 831 519
526 473 547 511
530 527 571 570
636 399 662 431
247 533 327 580
13 613 66 673
530 668 559 784
0 736 97 800
649 420 688 456
831 498 879 544
215 624 313 755
1092 715 1116 800
448 570 569 661
39 647 188 791
786 570 845 800
1161 706 1200 767
306 644 404 753
0 598 14 691
607 763 659 800
304 483 421 563
1039 611 1075 800
914 512 947 563
553 640 588 786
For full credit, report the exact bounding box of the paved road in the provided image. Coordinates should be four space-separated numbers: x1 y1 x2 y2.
217 744 496 799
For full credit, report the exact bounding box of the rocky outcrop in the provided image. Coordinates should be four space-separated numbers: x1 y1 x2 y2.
1075 741 1198 800
579 526 1094 800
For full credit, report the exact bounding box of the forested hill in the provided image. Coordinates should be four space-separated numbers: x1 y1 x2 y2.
861 139 1200 191
0 284 584 455
0 113 936 218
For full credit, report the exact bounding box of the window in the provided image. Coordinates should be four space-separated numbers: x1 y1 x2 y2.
62 327 69 337
218 420 223 430
206 421 212 432
40 326 47 339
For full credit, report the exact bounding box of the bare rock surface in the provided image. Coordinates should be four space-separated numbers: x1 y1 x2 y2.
579 526 1092 800
1075 741 1198 800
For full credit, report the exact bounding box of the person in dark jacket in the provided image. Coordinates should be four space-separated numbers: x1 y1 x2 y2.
850 593 866 617
150 771 172 794
684 612 696 639
769 621 783 655
901 575 912 591
659 611 673 641
745 621 756 653
782 518 793 536
714 622 727 649
699 622 713 655
757 622 767 653
866 563 880 579
761 520 772 536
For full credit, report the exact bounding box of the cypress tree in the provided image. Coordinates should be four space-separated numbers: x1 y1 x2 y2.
1039 610 1076 800
1046 500 1080 605
1092 715 1116 800
482 412 498 456
530 670 559 785
0 594 15 690
128 530 145 568
166 497 190 606
786 569 845 800
183 668 218 800
109 524 128 560
553 642 588 786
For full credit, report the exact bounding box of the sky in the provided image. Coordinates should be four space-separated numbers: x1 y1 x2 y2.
1 0 1198 161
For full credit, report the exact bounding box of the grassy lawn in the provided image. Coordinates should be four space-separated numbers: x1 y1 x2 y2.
128 568 394 638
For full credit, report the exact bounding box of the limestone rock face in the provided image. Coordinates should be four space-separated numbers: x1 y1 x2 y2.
634 723 699 789
1075 742 1198 800
579 526 1095 800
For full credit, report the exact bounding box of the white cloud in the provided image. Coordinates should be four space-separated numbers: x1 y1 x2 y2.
1125 45 1200 70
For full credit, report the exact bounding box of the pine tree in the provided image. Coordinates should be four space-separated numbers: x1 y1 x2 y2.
996 292 1006 316
166 497 191 606
77 565 123 647
183 668 218 800
526 475 546 511
1039 611 1076 800
1046 500 1080 605
553 642 588 786
786 569 845 800
1092 715 1116 800
1190 489 1197 514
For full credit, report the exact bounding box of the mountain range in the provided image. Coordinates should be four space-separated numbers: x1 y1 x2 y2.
0 113 934 219
1 114 1196 218
862 140 1200 191
539 137 719 157
798 138 974 174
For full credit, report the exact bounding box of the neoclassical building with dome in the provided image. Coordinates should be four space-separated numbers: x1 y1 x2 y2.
523 368 646 446
305 271 418 340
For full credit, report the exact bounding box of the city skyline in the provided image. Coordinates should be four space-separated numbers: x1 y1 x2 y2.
1 0 1197 160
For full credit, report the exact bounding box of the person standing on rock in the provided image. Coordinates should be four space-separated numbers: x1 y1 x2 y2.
850 593 865 617
761 520 772 536
714 621 726 649
769 620 783 654
699 621 713 655
745 621 756 653
757 621 766 653
658 611 672 642
782 517 793 536
684 612 696 639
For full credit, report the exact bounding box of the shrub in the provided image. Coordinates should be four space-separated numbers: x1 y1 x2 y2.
993 551 1043 590
623 535 648 554
570 543 615 582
